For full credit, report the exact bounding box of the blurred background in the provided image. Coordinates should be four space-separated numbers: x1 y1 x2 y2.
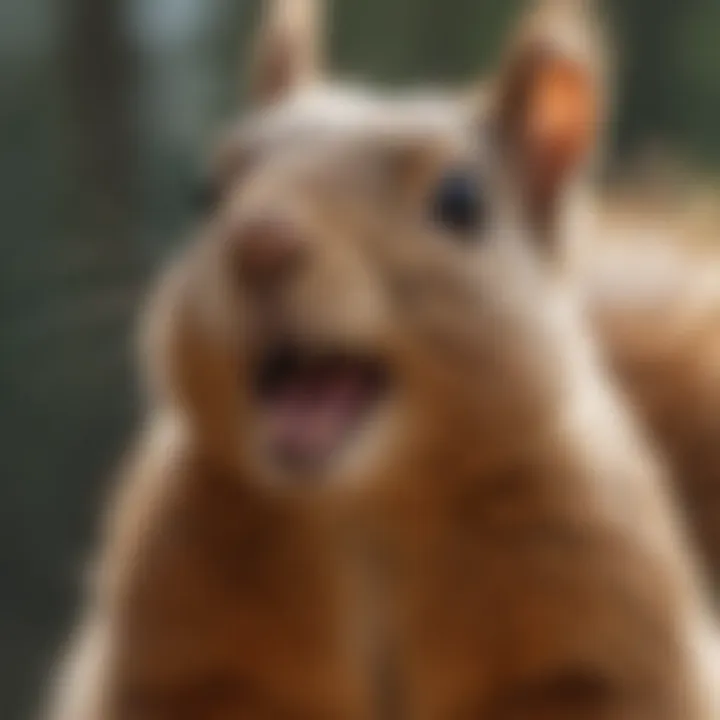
2 0 720 717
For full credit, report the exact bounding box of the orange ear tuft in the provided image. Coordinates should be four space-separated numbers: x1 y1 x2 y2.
523 52 599 205
492 0 607 227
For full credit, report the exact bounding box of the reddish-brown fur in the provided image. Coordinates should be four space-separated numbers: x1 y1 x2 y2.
584 207 720 590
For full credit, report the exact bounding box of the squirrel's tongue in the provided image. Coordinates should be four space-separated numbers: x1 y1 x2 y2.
263 366 375 466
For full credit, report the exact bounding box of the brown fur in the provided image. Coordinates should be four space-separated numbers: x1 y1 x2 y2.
583 207 720 591
48 417 376 720
46 2 719 719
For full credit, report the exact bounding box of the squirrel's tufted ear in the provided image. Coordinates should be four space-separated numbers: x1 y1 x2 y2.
249 0 325 106
492 0 608 233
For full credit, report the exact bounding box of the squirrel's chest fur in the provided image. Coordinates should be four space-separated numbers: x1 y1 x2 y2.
346 361 717 720
87 434 371 720
88 363 719 720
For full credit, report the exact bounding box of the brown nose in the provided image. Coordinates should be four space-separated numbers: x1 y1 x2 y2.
233 214 307 287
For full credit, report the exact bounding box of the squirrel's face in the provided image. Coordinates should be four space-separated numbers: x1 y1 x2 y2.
147 1 604 493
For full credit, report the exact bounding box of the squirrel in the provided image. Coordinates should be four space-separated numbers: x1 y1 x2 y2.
45 1 720 719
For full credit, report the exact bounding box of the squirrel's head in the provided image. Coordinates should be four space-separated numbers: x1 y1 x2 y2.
144 0 606 494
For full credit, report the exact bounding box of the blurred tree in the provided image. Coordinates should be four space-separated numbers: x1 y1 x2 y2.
65 0 135 244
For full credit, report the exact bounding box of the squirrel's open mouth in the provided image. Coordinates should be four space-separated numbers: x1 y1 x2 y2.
253 343 390 473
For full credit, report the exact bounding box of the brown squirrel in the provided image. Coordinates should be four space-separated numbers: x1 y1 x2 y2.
46 1 719 719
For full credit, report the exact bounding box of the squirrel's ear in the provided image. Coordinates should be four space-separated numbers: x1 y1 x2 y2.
492 0 607 231
249 0 325 106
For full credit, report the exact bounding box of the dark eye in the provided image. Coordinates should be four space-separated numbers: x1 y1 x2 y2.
431 170 487 238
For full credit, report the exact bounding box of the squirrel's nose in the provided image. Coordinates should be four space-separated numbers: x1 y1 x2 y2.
232 214 307 287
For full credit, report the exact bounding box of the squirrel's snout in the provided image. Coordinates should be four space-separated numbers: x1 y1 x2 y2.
231 213 308 289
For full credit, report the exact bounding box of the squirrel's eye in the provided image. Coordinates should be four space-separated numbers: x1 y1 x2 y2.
431 170 486 238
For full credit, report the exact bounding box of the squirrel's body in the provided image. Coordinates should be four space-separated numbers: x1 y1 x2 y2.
372 298 719 718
